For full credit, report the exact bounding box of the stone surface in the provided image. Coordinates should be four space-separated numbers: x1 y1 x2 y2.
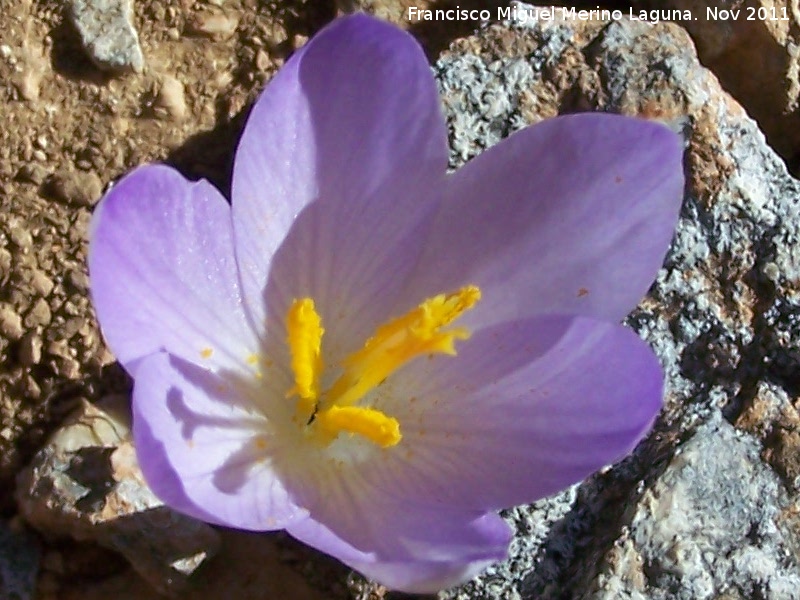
186 9 240 40
636 0 800 171
68 0 145 73
153 75 188 121
593 416 800 600
0 519 39 600
15 396 220 595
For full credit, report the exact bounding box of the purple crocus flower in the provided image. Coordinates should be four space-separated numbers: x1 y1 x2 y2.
88 14 683 593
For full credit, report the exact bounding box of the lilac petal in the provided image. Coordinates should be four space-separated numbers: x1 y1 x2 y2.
347 555 501 595
231 15 448 353
132 352 307 530
286 501 510 593
372 315 662 511
89 165 258 374
400 114 683 326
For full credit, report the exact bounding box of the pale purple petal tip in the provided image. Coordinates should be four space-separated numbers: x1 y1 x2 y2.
402 113 684 327
232 14 448 343
287 509 511 593
89 164 257 374
379 315 663 511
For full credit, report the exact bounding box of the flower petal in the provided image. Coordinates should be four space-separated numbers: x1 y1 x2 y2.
372 315 662 511
132 352 307 530
401 114 684 325
231 14 448 353
89 165 258 373
286 498 510 593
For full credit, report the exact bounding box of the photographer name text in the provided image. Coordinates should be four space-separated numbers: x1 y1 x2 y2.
407 5 790 24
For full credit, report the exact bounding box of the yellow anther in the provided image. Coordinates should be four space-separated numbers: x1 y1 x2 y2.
200 347 213 359
283 286 480 449
418 285 481 330
315 405 402 448
286 298 324 419
324 285 480 409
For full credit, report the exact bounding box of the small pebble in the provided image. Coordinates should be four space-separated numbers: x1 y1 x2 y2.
25 298 52 328
188 11 239 39
154 75 187 121
0 249 11 278
16 164 49 185
21 375 41 400
66 270 90 294
14 71 41 102
9 223 33 249
56 357 81 380
763 261 780 282
19 332 43 366
47 171 104 207
46 339 69 358
29 269 55 297
292 34 308 49
254 48 271 72
0 305 24 341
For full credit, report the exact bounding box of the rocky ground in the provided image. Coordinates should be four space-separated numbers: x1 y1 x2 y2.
2 0 800 598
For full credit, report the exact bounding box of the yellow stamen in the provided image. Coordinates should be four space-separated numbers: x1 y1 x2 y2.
200 347 213 359
323 286 481 409
283 286 480 449
285 298 324 419
314 405 401 448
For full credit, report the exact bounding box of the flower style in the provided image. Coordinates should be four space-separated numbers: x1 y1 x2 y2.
88 14 683 594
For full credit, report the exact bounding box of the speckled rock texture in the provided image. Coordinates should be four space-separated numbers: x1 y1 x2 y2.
593 415 800 600
68 0 145 72
635 0 800 172
413 7 800 600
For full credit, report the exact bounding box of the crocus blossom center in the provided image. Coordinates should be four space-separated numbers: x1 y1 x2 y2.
285 286 481 448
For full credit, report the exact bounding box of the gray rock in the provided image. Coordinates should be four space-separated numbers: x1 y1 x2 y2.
414 5 800 599
68 0 144 73
634 0 800 172
0 520 39 600
593 416 800 600
15 395 220 595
